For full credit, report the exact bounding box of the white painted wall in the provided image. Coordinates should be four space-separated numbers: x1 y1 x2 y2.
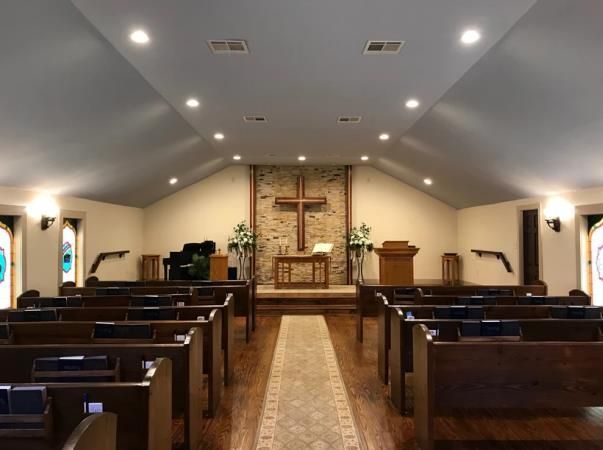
143 165 251 268
352 166 458 281
0 186 143 296
457 185 603 295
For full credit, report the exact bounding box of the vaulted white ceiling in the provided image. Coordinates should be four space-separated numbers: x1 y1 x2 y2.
1 1 600 208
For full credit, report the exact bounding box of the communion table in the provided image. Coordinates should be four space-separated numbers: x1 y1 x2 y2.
272 255 331 289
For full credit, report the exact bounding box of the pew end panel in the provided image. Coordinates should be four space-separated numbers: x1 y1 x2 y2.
62 412 117 450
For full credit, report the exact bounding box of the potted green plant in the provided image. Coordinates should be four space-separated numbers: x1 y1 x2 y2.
348 222 374 283
187 253 209 280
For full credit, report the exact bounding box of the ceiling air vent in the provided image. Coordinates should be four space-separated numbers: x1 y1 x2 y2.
243 115 267 123
337 116 362 123
207 40 249 54
362 40 404 55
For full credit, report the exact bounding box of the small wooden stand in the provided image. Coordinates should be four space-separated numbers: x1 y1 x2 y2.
141 255 161 281
209 250 228 281
374 241 420 284
0 397 54 439
441 254 460 285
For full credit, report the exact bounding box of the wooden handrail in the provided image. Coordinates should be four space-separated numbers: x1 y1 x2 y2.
471 249 513 273
89 250 130 274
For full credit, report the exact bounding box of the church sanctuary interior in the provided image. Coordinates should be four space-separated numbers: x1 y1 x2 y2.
3 1 603 449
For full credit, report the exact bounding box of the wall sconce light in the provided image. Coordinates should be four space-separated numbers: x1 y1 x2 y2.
27 194 59 231
545 217 561 232
41 215 56 230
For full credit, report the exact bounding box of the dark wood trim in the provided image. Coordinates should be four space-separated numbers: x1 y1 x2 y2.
250 165 256 279
346 165 352 285
89 250 130 274
471 249 513 273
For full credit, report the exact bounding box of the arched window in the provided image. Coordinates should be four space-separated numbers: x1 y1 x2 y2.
590 217 603 306
0 220 14 309
62 220 78 284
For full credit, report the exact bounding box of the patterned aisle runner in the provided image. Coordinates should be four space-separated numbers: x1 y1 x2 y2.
256 315 361 450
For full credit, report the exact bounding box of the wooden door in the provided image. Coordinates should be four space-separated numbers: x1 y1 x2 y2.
522 209 540 284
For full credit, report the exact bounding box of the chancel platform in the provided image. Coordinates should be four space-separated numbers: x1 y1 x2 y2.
256 284 355 315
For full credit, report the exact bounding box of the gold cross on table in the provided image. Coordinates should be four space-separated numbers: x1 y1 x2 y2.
275 175 327 251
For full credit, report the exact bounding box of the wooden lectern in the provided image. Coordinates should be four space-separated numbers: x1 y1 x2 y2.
209 250 228 280
374 241 420 284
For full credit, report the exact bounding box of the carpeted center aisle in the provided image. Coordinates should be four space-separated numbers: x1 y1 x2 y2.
255 315 361 450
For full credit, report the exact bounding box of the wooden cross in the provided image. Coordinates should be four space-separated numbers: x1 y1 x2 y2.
275 175 327 251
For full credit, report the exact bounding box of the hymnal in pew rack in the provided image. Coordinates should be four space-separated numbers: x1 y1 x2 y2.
31 357 121 382
0 397 54 439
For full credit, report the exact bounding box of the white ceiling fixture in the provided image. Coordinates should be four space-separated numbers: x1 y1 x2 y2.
361 155 369 161
129 29 150 44
213 132 225 141
460 29 481 45
207 40 249 54
185 98 200 108
337 116 362 123
379 133 390 141
363 40 404 55
243 115 267 122
405 98 420 109
233 154 242 160
169 177 178 185
297 155 306 161
423 178 433 185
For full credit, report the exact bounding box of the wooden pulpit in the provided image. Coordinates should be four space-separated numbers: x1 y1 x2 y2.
374 241 420 284
209 251 228 281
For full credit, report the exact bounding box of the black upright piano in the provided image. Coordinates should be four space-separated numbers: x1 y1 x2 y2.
162 241 216 280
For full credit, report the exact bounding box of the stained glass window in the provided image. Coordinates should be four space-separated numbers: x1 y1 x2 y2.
590 218 603 306
0 220 14 309
62 220 77 284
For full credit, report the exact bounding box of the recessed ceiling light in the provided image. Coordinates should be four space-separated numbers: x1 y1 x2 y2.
213 132 225 141
379 133 390 141
423 178 433 186
130 29 150 44
169 177 178 185
460 29 481 45
361 155 369 161
186 98 200 108
298 155 306 161
405 98 420 109
233 155 242 161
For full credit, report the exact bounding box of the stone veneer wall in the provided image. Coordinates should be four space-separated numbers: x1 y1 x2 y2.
255 166 348 284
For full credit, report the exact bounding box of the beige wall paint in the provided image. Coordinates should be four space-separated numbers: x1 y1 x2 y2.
352 166 458 281
0 185 143 297
143 165 250 269
457 185 603 295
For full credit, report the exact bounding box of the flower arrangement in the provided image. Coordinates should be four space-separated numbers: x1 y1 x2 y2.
227 221 258 256
348 223 374 256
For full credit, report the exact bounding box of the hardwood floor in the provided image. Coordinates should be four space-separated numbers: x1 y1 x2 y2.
195 315 603 450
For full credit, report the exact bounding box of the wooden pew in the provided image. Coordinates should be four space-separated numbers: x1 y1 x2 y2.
83 278 257 335
6 295 235 387
62 413 117 450
412 324 603 450
389 312 603 414
356 281 549 342
1 358 171 450
0 327 204 449
375 292 591 384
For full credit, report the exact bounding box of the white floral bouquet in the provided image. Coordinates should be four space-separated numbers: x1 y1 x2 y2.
227 221 258 256
348 222 374 255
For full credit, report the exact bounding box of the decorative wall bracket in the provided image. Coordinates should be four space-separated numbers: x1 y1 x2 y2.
471 249 512 273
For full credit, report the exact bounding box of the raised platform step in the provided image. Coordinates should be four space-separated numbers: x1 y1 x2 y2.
257 304 355 315
257 297 354 306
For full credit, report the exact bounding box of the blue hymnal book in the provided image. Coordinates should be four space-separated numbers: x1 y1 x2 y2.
10 386 47 414
94 322 116 339
34 357 60 372
59 356 85 371
0 386 10 414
